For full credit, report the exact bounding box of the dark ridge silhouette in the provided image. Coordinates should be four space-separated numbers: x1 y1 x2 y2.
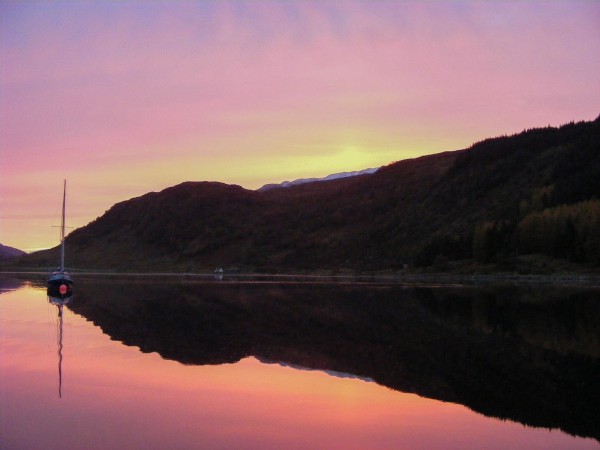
67 278 600 441
0 243 26 260
9 116 600 273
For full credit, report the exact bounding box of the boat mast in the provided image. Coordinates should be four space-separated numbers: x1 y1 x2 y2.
60 180 66 273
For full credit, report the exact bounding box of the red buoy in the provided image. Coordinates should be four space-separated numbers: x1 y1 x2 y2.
59 284 68 295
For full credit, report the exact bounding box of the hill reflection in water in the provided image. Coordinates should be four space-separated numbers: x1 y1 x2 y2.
69 277 600 441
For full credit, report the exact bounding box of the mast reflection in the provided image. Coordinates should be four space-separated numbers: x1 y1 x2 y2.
48 289 72 399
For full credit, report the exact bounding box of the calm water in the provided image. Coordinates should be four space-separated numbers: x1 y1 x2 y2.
1 274 599 450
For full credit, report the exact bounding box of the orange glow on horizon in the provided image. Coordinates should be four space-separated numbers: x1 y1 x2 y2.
0 133 453 251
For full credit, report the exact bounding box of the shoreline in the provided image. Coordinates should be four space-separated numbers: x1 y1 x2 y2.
2 270 600 287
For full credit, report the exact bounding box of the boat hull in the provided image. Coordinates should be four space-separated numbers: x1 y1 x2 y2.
47 273 74 297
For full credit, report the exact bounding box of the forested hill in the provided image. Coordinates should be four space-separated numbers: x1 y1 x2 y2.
14 116 600 273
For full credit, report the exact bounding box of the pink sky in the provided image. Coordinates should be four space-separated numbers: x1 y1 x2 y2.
1 1 599 251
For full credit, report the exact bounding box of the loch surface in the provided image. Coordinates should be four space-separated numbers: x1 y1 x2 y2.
1 274 599 449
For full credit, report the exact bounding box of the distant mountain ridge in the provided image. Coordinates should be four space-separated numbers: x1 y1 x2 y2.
258 167 379 191
0 244 26 260
10 116 600 273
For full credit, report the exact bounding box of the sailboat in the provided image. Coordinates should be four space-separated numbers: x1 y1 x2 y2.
47 180 73 298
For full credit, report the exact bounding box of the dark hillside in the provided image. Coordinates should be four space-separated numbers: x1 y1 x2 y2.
10 117 600 273
403 118 600 267
0 244 26 260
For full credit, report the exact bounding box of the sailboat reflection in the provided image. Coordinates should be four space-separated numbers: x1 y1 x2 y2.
48 291 72 398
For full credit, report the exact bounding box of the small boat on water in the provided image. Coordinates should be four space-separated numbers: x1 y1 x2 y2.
47 180 73 298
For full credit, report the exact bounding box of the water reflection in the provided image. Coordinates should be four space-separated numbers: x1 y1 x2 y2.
48 291 72 398
66 278 600 442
